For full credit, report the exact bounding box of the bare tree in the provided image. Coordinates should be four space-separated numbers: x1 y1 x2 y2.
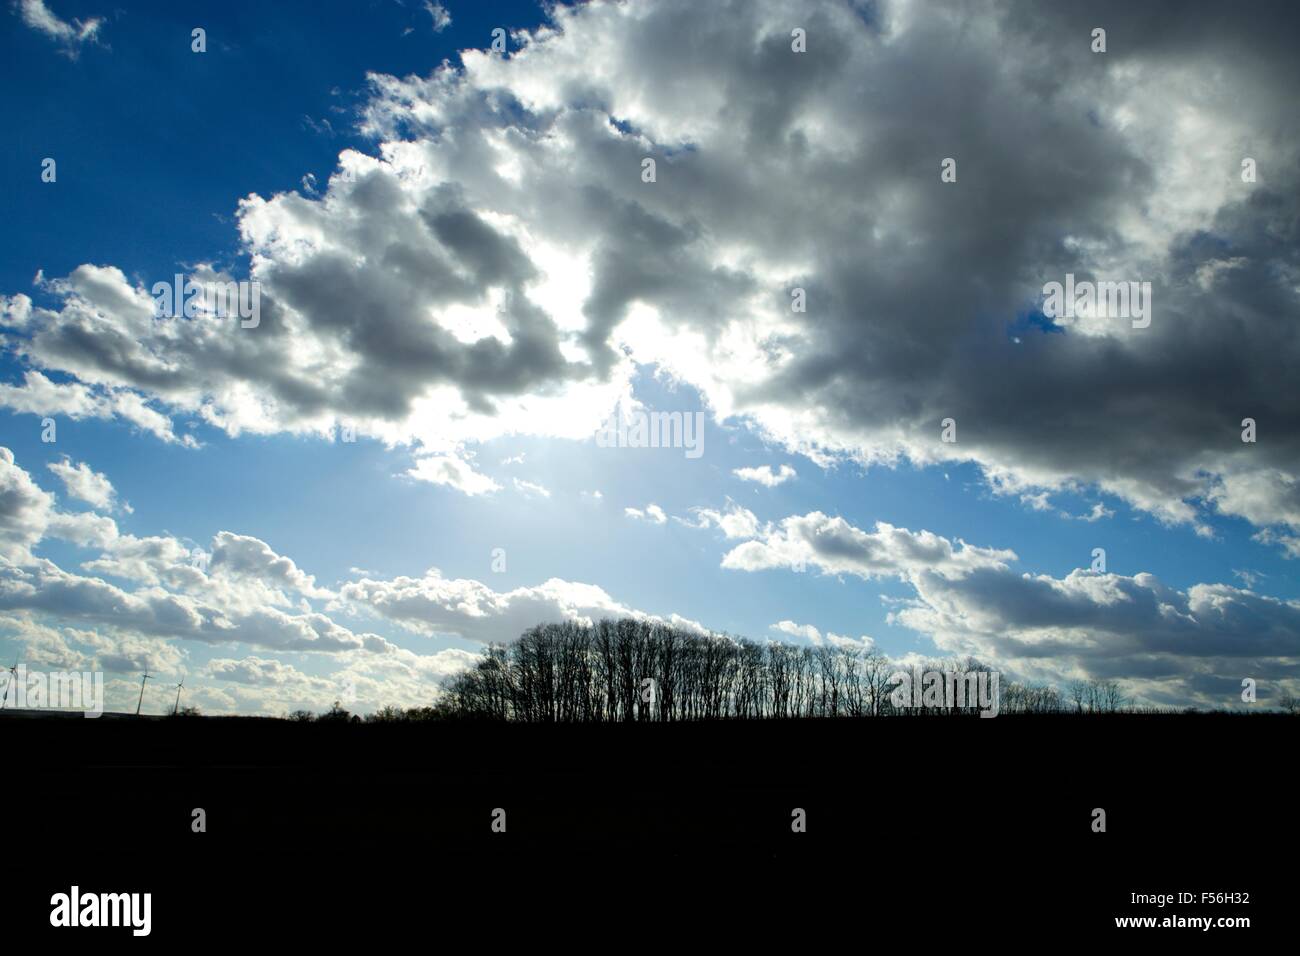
439 618 1105 725
1067 680 1088 714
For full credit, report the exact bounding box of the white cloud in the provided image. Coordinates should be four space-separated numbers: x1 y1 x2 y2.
890 564 1300 708
338 567 707 642
683 502 761 539
47 457 128 512
15 0 103 55
825 632 875 652
771 619 874 651
406 453 500 496
721 511 1015 581
0 446 58 562
0 294 32 328
423 1 451 32
3 1 1299 713
742 508 1300 706
733 464 796 487
771 619 820 643
0 446 722 714
5 0 1296 545
208 531 331 600
625 503 667 524
512 477 550 498
208 656 319 687
0 370 194 446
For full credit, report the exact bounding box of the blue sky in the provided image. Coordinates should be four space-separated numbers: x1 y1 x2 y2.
2 0 1298 714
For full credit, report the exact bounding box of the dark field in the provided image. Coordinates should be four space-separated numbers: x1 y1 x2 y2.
7 711 1292 942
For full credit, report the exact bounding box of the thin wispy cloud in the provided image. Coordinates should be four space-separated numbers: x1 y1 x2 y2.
14 0 104 56
423 1 450 33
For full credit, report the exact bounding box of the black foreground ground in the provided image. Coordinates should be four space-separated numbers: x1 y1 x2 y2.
6 712 1291 943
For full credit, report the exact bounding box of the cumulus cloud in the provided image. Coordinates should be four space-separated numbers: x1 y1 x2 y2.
0 446 723 713
734 464 796 487
721 511 1016 581
79 543 190 592
47 458 128 512
205 648 470 713
772 619 820 642
406 453 501 495
719 505 1299 703
5 0 1296 549
0 449 390 658
771 619 874 651
0 614 91 670
5 0 1300 711
0 613 187 676
0 370 194 445
707 501 1294 703
0 294 32 327
625 503 667 524
338 568 707 642
891 565 1300 708
207 531 331 600
0 447 55 562
682 502 762 539
200 644 485 714
0 558 379 654
208 656 319 687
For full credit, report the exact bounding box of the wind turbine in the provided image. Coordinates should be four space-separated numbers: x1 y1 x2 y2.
1 657 18 709
135 668 151 716
172 678 185 716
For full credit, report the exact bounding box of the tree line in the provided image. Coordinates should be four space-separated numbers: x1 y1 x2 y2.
437 618 1122 722
268 619 1300 722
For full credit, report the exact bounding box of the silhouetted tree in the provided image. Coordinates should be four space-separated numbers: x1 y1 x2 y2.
427 618 1173 723
317 700 352 723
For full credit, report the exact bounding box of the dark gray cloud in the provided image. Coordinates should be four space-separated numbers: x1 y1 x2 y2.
2 0 1298 707
896 565 1300 707
7 0 1291 537
7 0 1289 538
713 505 1300 707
